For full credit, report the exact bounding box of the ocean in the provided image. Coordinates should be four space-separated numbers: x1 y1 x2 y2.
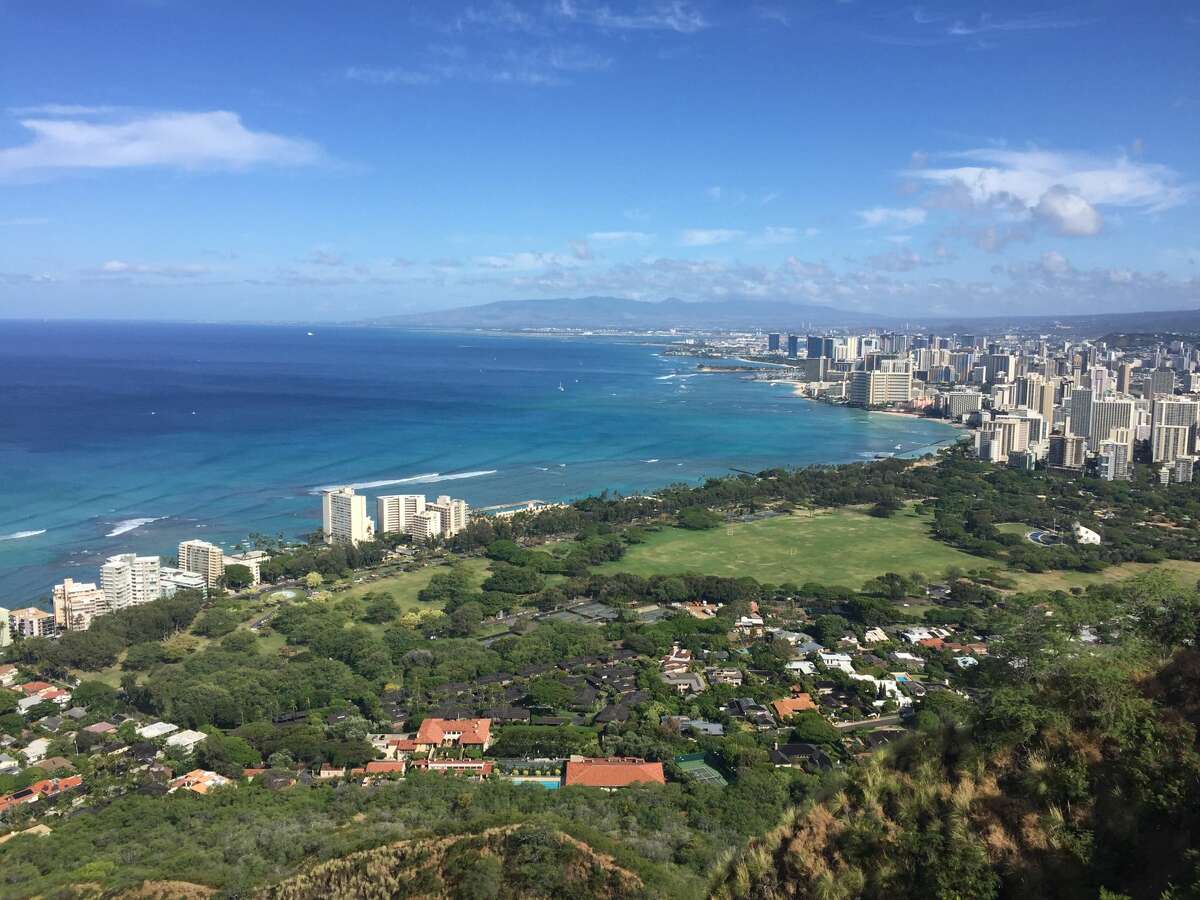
0 321 958 603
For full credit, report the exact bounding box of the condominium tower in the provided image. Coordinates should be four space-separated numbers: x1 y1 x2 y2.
52 578 109 631
322 486 375 545
100 553 162 610
178 539 226 587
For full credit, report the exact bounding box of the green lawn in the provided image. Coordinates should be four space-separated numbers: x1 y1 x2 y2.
336 557 491 610
1013 559 1200 593
598 507 984 589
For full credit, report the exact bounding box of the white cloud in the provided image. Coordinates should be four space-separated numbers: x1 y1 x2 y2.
346 44 610 88
680 228 744 246
474 251 580 270
857 207 927 228
908 147 1191 217
1034 185 1103 236
90 260 210 278
588 230 652 242
554 1 709 33
0 110 323 180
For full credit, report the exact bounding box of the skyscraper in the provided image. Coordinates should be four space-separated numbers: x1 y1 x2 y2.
767 333 780 352
178 539 226 587
787 335 799 358
101 553 161 610
1151 398 1198 463
377 494 426 535
322 486 376 545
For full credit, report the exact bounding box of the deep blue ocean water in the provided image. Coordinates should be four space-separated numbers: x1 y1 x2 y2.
0 321 958 603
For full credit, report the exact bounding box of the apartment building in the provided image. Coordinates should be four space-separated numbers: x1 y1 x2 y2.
100 553 161 610
177 539 225 587
0 609 10 648
52 578 109 631
1151 397 1199 463
322 486 375 545
847 368 912 408
376 494 426 535
427 495 469 536
9 607 55 639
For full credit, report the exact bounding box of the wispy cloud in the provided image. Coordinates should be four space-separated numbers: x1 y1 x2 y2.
680 228 744 246
857 206 927 228
87 260 211 278
588 230 653 242
554 0 709 33
346 43 610 88
0 109 323 180
868 7 1092 47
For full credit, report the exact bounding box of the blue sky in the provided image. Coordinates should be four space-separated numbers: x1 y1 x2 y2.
1 0 1197 320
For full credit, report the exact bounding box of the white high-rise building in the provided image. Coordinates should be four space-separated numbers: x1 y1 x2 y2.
1098 430 1132 481
1088 397 1136 450
1151 398 1199 463
427 495 469 537
322 487 375 545
178 539 225 587
376 494 426 535
52 578 109 631
101 553 161 610
0 608 10 648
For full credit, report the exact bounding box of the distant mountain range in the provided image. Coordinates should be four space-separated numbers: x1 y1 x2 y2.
364 296 894 330
362 296 1200 335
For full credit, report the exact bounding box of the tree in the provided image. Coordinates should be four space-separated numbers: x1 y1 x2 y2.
363 594 401 624
812 614 850 647
788 710 841 744
525 676 574 710
223 564 254 590
304 571 324 589
678 507 722 530
869 495 903 518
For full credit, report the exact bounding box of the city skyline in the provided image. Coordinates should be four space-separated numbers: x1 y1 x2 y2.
1 1 1198 321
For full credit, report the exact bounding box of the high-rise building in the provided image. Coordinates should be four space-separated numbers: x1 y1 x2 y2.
1173 457 1195 484
1048 433 1086 470
767 333 780 352
52 578 109 631
100 553 162 610
1098 430 1132 481
1088 397 1136 449
1116 362 1135 394
427 495 469 537
178 539 225 587
1151 398 1198 463
847 368 912 407
9 607 56 639
0 608 10 648
1068 387 1093 441
786 334 799 359
322 486 375 545
1149 367 1176 397
376 494 426 535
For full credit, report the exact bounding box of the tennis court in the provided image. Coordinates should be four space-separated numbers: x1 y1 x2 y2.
675 754 729 786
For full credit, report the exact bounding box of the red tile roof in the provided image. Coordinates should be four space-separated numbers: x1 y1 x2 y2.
563 757 665 788
415 717 491 746
771 695 817 720
365 760 407 773
19 682 52 695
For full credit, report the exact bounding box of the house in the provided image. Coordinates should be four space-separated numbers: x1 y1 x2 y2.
413 718 492 752
0 776 84 814
771 694 817 721
167 769 231 795
706 667 744 687
0 754 19 775
954 656 980 669
409 758 493 779
818 652 855 675
1073 522 1102 545
769 743 835 771
786 659 817 676
165 730 208 753
83 722 116 735
18 681 52 696
726 698 775 729
21 738 51 764
0 665 18 687
863 627 889 644
563 756 665 789
37 757 74 774
661 715 724 737
364 760 407 775
137 722 179 740
661 671 706 695
661 645 693 674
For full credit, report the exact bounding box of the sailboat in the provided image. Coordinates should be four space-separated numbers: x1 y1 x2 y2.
558 381 565 392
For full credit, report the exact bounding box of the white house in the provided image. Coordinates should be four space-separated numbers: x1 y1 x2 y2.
137 722 179 740
165 729 207 753
1073 522 1102 545
863 627 889 644
817 652 855 675
22 738 51 764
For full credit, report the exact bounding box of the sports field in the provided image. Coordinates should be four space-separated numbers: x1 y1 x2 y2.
598 507 983 588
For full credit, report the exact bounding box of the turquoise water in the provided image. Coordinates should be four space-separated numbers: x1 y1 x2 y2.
0 321 957 603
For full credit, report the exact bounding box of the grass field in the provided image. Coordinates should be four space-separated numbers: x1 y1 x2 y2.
1013 559 1200 593
336 557 491 609
598 507 984 589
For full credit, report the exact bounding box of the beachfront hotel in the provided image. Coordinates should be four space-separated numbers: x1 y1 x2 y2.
322 486 376 545
376 493 469 542
177 539 225 587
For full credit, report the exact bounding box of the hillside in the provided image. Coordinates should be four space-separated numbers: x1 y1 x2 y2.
711 612 1200 900
257 824 648 900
